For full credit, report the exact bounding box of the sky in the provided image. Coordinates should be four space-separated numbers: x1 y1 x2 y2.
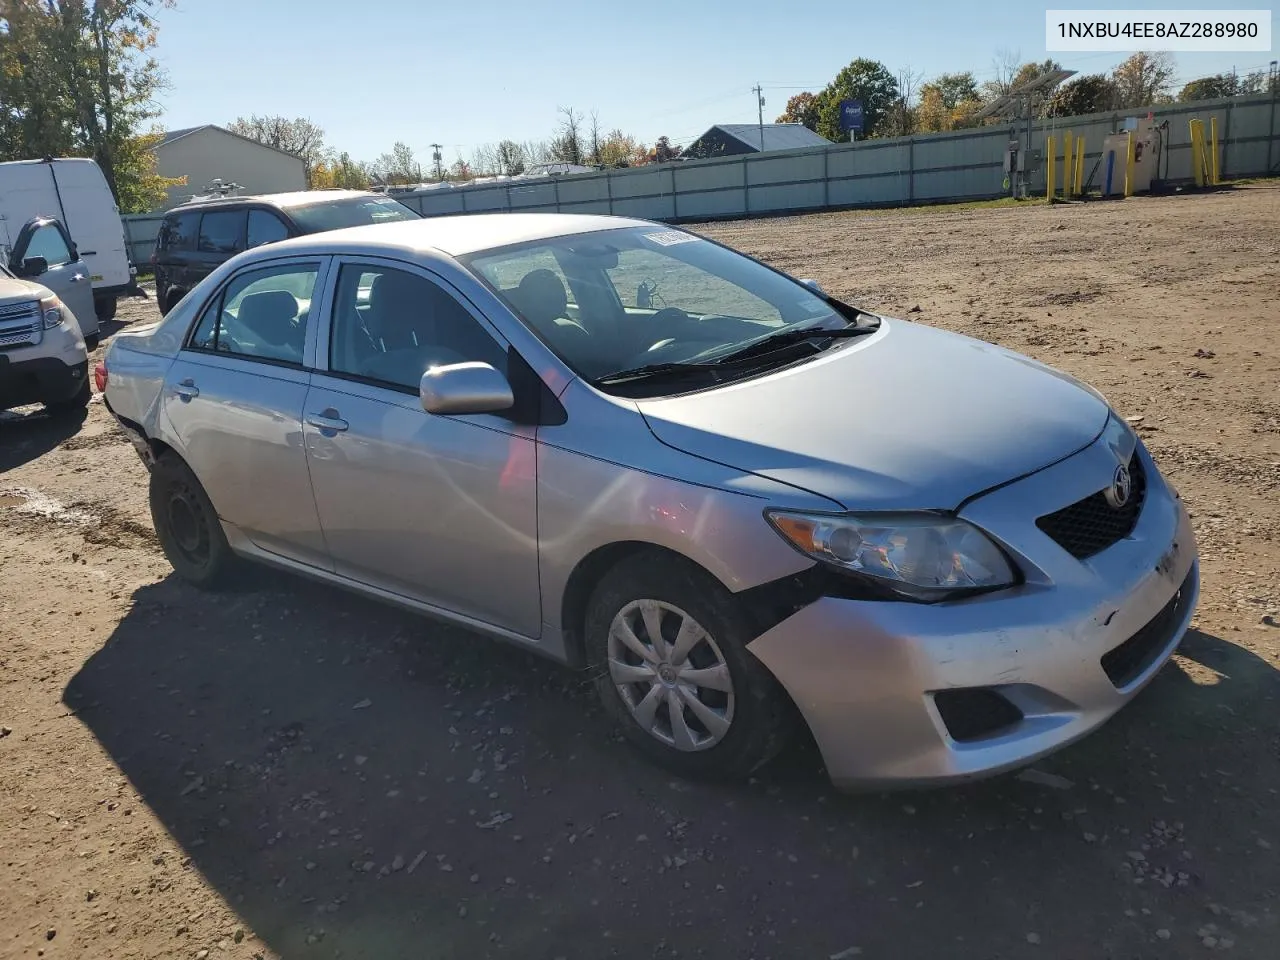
152 0 1277 165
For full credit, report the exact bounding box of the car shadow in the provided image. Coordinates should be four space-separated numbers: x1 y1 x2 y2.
65 572 1280 960
0 405 88 473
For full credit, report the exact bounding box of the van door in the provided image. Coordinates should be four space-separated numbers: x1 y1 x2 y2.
49 159 132 292
8 218 99 341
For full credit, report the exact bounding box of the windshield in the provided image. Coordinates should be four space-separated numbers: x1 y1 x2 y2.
285 195 420 233
464 227 849 389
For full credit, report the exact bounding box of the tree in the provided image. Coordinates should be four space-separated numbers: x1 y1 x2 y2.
916 72 982 133
981 47 1023 100
1009 58 1062 93
883 66 922 137
310 151 369 190
1111 51 1175 108
1049 74 1116 116
374 141 421 184
814 58 899 140
495 140 525 176
0 0 175 209
649 136 682 163
775 92 819 131
586 110 603 165
1178 70 1274 101
598 129 644 168
227 115 328 185
112 130 185 210
548 106 584 164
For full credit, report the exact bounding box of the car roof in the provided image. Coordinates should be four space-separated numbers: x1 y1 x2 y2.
167 190 376 215
252 213 657 258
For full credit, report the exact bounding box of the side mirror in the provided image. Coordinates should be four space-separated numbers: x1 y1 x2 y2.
798 278 824 294
19 256 49 277
420 362 514 416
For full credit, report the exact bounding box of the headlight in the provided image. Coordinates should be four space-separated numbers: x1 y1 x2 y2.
39 295 64 329
765 510 1017 601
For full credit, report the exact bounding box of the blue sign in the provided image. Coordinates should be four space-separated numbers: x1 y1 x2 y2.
839 99 865 134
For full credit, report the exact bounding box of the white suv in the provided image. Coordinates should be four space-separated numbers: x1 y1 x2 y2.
0 262 91 416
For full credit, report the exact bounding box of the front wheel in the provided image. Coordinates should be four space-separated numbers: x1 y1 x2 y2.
44 378 91 417
148 453 238 588
585 554 795 780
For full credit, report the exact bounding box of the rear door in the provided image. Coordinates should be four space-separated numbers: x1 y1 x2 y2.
160 256 332 568
9 218 98 339
191 208 247 284
49 160 132 291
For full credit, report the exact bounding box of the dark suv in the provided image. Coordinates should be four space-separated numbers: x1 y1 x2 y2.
151 191 421 315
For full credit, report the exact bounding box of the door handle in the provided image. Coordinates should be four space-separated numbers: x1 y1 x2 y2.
173 379 199 401
306 410 348 433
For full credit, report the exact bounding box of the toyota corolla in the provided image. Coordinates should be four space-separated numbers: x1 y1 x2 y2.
100 214 1198 789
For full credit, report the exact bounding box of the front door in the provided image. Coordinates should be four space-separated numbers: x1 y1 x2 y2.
10 218 98 339
160 257 331 569
303 259 541 638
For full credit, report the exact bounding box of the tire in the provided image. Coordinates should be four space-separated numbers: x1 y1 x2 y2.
162 289 186 316
45 378 91 417
94 296 117 322
585 552 796 780
148 453 238 588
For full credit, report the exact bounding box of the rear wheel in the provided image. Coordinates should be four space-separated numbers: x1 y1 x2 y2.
149 453 238 588
94 295 117 322
585 553 795 780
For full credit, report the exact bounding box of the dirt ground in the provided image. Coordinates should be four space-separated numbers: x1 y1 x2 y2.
2 183 1278 960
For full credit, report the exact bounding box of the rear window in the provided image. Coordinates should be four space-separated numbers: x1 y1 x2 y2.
285 196 420 234
161 211 200 252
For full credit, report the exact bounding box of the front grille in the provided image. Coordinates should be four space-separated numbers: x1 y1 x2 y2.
1036 455 1147 560
1101 569 1194 688
934 688 1024 742
0 300 42 350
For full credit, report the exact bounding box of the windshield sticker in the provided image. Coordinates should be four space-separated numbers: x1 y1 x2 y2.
799 298 829 314
643 230 699 247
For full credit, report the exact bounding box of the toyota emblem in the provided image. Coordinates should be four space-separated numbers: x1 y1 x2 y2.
1105 462 1132 509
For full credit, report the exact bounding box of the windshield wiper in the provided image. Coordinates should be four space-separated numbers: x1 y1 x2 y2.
709 324 874 365
590 361 721 386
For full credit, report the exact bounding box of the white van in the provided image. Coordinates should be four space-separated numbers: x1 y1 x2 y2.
0 158 140 334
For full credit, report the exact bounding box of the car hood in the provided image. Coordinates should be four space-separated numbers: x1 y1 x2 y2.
635 319 1111 511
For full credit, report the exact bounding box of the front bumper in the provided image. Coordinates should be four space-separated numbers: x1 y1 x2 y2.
748 440 1199 790
0 355 89 409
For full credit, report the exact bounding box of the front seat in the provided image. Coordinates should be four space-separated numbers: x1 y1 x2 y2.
235 290 303 362
515 269 589 347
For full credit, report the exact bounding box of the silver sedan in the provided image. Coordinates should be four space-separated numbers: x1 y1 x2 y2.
101 214 1198 789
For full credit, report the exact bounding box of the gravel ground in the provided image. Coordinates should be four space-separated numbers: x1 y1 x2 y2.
1 183 1278 960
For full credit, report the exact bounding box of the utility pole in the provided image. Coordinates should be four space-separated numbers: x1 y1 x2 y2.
430 143 444 181
753 84 766 150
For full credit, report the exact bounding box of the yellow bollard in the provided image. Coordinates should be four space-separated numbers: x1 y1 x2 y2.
1075 137 1085 195
1063 131 1074 198
1123 132 1135 198
1189 120 1205 187
1046 134 1056 200
1209 116 1220 185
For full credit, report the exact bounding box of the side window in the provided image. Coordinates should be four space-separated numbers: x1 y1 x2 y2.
197 210 245 254
607 248 782 324
247 210 290 249
23 223 75 267
161 212 200 252
187 263 319 366
472 247 577 310
328 264 505 391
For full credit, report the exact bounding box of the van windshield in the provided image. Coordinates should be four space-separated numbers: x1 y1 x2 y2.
285 196 420 233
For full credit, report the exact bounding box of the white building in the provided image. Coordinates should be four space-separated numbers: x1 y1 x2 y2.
153 125 306 210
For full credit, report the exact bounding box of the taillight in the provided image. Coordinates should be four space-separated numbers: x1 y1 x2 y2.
93 362 108 393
